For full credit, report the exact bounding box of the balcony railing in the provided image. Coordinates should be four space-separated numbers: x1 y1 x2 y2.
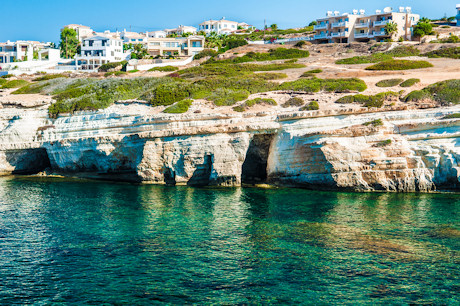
354 32 373 38
313 24 328 30
355 22 370 28
332 21 349 28
314 34 328 39
330 32 346 38
373 31 388 37
373 20 390 27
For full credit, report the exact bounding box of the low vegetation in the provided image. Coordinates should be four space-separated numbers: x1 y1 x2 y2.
1 79 29 89
336 92 399 108
0 79 6 86
400 78 420 87
148 66 179 72
376 79 403 87
423 47 460 59
220 48 310 64
282 97 304 108
32 74 68 82
365 60 433 71
194 49 219 60
233 98 277 112
278 77 367 93
404 80 460 105
375 139 392 147
300 101 319 111
441 113 460 119
163 99 192 113
98 61 127 72
363 119 383 126
336 46 421 65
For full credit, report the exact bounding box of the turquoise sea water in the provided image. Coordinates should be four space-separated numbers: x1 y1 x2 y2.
0 177 458 305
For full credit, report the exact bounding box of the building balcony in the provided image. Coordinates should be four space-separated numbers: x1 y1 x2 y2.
330 32 347 38
355 22 370 28
373 31 388 37
314 24 328 30
354 32 373 39
373 20 390 27
314 34 328 39
332 21 349 28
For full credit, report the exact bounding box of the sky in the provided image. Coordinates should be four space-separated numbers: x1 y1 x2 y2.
0 0 458 43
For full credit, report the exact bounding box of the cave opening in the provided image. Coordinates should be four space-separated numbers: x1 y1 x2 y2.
7 148 52 175
242 134 275 185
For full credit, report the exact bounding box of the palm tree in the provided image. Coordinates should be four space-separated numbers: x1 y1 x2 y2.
384 21 398 38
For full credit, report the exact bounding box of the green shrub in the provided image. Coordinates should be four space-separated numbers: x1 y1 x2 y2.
336 53 393 65
163 99 193 113
404 80 460 105
376 78 403 87
282 97 304 108
233 97 277 112
365 60 433 71
0 79 6 86
98 61 127 72
32 74 68 82
279 77 367 93
375 139 392 147
423 47 460 59
400 78 420 87
105 71 115 77
294 41 306 48
363 119 383 126
1 79 29 89
147 82 194 106
307 69 322 74
128 69 139 73
336 92 399 108
1 74 13 79
194 49 219 60
243 63 306 71
301 100 319 110
114 71 127 76
285 59 298 63
148 65 179 72
441 113 460 119
385 46 420 57
224 48 310 63
207 88 250 106
224 38 248 50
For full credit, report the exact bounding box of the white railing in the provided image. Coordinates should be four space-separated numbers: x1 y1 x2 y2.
330 32 346 38
354 32 372 38
332 21 349 28
272 36 314 44
373 31 387 36
314 24 328 30
373 20 390 27
355 22 370 28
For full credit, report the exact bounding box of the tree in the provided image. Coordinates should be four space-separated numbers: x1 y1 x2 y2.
60 28 79 59
413 22 434 39
420 17 431 23
270 24 278 31
181 32 192 37
384 21 398 37
308 21 317 26
129 44 148 59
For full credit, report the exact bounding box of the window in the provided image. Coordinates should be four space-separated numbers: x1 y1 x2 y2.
111 51 114 56
192 41 202 47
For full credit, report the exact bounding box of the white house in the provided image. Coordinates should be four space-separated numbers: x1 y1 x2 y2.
237 22 254 30
165 25 197 36
120 30 147 43
0 41 34 64
199 18 239 35
148 31 167 38
76 36 128 70
146 36 205 57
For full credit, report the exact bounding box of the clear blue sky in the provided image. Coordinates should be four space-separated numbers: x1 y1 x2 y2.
1 0 457 43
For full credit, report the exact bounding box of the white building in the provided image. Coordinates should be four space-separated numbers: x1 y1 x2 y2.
148 31 167 38
313 7 420 43
62 24 94 42
237 22 254 30
456 4 460 26
76 36 128 70
0 41 34 64
165 25 197 36
146 36 205 57
120 30 147 43
199 18 239 35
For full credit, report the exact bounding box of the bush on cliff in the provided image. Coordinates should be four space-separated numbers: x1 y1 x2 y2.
220 48 310 64
376 78 403 87
300 101 319 111
163 99 193 113
33 74 68 82
336 46 421 65
282 97 304 108
98 61 127 72
0 79 6 86
148 66 179 72
404 80 460 105
233 98 277 112
278 77 367 93
400 78 420 87
336 92 399 108
423 47 460 59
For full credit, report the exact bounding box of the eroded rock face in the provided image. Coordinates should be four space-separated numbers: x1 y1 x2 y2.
1 104 460 192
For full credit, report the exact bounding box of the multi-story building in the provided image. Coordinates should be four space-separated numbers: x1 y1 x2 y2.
456 4 460 26
120 30 147 44
146 36 205 57
148 31 167 38
237 22 254 30
62 24 94 42
75 35 128 70
313 7 420 43
199 18 239 35
0 41 34 63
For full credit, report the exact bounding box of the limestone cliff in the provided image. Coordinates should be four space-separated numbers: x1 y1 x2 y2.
1 103 460 192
